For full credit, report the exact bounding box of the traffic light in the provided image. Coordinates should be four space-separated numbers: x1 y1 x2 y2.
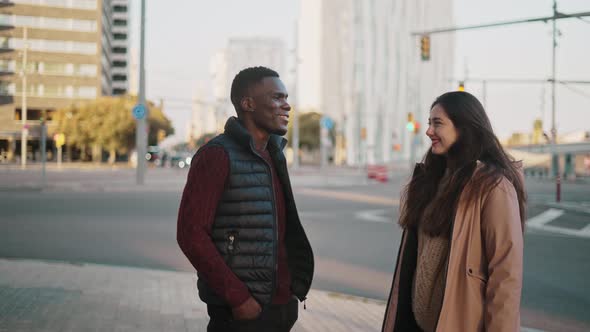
157 129 166 143
406 112 415 132
458 81 465 91
414 121 421 134
420 35 430 61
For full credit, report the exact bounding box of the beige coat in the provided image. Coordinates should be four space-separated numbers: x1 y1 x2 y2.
382 165 524 332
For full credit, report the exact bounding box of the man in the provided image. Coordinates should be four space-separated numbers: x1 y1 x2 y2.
177 66 314 332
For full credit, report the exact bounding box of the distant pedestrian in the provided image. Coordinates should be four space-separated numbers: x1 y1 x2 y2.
382 91 526 332
177 66 314 332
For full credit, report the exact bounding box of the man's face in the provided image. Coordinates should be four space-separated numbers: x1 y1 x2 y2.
248 77 291 136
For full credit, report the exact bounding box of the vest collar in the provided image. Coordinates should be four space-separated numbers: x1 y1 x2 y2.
224 116 288 152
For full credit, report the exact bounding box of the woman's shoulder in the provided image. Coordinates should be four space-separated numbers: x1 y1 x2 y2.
474 161 520 197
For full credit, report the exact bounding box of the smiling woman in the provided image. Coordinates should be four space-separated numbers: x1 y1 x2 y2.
383 91 527 332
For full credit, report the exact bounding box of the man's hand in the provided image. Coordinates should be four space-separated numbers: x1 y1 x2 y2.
232 296 262 320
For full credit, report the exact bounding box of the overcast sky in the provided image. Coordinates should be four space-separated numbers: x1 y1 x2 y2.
130 0 590 143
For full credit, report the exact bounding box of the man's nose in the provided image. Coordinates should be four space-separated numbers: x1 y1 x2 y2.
283 101 291 111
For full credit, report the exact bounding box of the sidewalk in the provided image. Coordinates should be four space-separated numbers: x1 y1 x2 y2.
1 259 578 332
0 259 385 332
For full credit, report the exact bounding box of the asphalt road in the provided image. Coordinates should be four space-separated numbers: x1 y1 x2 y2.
0 167 589 329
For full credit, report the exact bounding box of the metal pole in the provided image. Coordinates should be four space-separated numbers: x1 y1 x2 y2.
551 0 561 202
136 0 147 185
41 118 46 188
292 20 300 169
57 146 62 168
20 27 28 169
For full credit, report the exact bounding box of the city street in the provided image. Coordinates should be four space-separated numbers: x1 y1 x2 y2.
1 166 589 331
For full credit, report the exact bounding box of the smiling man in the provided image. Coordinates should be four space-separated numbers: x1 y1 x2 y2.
177 66 314 332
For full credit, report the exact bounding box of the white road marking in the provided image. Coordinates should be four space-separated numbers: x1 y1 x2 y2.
355 209 392 223
527 208 590 239
527 208 564 227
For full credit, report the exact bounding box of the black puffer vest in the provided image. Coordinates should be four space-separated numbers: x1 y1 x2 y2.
196 117 314 306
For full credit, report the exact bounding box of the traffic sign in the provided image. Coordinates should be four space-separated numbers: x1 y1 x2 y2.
132 104 147 120
320 116 334 130
54 133 65 147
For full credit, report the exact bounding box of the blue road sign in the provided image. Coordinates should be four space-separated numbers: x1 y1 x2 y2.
132 104 146 120
321 116 334 130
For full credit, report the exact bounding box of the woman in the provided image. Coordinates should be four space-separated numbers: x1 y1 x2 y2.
382 91 526 332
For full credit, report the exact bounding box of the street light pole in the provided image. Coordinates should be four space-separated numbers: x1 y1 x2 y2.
20 27 28 169
136 0 147 185
551 0 561 202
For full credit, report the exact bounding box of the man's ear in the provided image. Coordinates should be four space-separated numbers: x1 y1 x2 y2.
240 97 255 113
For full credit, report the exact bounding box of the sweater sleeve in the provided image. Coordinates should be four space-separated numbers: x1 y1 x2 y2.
176 146 251 308
481 178 523 332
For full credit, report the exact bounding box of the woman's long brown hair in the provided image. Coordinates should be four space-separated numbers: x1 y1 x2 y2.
399 91 526 237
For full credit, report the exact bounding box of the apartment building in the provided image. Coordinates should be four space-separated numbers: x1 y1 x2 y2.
0 0 126 162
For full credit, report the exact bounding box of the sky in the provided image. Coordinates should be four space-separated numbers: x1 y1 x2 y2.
129 0 590 143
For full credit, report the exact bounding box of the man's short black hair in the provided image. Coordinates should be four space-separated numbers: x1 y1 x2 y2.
230 66 279 112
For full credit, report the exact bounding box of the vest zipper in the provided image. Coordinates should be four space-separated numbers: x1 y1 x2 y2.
252 147 279 304
227 231 237 265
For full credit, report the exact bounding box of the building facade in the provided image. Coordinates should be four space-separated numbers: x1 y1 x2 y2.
110 0 128 95
0 0 126 162
299 0 454 166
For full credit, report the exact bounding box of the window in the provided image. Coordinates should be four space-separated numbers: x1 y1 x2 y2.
112 47 127 54
113 5 127 12
113 19 127 27
0 36 10 49
113 88 126 95
0 60 15 72
0 14 96 32
9 39 98 55
12 0 97 10
113 33 127 40
0 81 15 95
77 64 97 76
112 60 127 67
77 86 96 98
43 62 68 75
113 74 127 81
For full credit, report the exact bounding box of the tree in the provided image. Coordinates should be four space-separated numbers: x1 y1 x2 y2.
287 111 335 150
53 96 174 163
194 132 217 148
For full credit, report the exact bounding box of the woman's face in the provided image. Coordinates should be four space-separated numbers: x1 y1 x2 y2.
426 104 459 155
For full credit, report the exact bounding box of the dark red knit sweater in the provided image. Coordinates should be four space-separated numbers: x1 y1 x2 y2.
177 146 291 308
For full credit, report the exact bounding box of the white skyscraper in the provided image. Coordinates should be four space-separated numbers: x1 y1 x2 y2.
211 38 286 131
299 0 455 166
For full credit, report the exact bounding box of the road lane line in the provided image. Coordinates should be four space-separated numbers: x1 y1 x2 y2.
296 188 399 206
